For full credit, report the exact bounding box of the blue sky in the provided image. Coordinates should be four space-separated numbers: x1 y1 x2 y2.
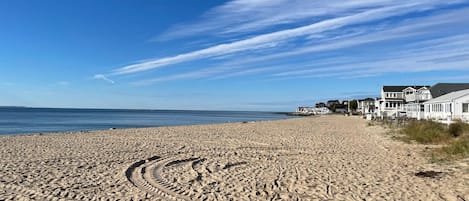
1 0 469 111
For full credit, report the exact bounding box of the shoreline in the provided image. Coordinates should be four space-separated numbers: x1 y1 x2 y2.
0 115 304 138
1 115 467 200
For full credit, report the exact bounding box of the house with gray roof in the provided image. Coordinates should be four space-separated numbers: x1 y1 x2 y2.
376 85 430 118
424 88 469 123
430 83 469 98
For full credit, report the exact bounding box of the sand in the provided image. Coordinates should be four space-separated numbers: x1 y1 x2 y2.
0 115 468 200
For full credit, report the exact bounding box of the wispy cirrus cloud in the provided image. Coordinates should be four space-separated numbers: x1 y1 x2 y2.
93 74 115 84
95 0 469 85
102 1 463 77
155 0 463 40
131 7 469 84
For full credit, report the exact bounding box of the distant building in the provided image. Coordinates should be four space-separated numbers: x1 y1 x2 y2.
296 106 314 113
315 102 326 108
335 107 347 113
313 107 331 115
326 100 340 108
358 98 375 114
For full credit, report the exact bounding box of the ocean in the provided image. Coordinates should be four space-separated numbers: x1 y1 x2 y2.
0 107 292 135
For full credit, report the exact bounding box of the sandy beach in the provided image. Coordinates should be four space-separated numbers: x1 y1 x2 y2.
1 115 468 200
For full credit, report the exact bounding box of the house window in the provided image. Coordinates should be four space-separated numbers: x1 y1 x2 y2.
463 103 469 113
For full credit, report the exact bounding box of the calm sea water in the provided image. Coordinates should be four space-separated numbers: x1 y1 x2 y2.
0 108 291 135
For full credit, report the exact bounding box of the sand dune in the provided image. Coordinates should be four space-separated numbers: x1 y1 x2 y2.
1 115 468 200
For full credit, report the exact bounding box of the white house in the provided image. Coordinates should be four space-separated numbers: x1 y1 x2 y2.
296 106 314 114
376 86 408 118
405 83 469 120
357 98 375 114
313 107 331 115
376 86 430 118
403 86 432 102
423 89 469 122
403 86 432 119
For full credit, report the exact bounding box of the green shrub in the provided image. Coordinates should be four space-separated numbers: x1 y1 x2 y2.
448 122 463 137
448 120 469 137
401 120 449 144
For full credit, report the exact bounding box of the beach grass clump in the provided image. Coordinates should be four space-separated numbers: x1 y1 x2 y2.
448 120 469 137
432 136 469 161
401 120 450 144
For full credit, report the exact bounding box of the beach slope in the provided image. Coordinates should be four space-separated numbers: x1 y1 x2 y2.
1 116 468 200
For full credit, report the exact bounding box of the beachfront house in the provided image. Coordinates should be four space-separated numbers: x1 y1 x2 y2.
372 83 469 121
326 100 340 108
376 86 407 118
296 106 314 114
403 86 431 119
326 100 346 113
315 102 326 108
375 85 431 118
313 107 331 115
404 83 469 120
423 89 469 123
430 83 469 98
358 98 376 115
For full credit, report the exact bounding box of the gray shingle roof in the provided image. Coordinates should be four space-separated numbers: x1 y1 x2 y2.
382 86 429 92
426 89 469 104
430 83 469 98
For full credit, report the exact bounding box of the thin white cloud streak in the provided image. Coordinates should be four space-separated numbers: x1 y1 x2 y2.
105 1 461 77
156 0 463 40
271 35 469 78
259 32 469 80
93 74 115 84
238 8 469 66
131 67 228 85
133 58 360 85
410 75 469 82
209 66 286 80
271 46 469 81
142 9 469 83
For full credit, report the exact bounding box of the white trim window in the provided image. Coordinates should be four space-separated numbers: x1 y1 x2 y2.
463 103 469 113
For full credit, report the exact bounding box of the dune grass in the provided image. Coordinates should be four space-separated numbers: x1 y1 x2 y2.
398 120 469 161
401 120 449 144
431 137 469 161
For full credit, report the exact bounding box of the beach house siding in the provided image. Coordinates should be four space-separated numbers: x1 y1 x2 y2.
403 87 431 119
423 89 469 122
403 87 431 103
358 98 375 114
377 86 406 118
376 86 430 118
